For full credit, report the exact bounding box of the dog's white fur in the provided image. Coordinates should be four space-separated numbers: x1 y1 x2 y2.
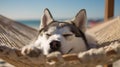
21 8 97 56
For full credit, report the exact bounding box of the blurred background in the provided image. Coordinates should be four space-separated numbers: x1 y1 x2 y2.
0 0 120 29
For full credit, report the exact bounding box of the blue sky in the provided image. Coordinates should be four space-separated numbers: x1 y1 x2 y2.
0 0 120 20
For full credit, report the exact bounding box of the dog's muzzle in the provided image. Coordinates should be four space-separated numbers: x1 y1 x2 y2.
49 40 61 52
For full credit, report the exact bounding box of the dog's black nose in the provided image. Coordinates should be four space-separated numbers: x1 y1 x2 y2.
50 40 61 51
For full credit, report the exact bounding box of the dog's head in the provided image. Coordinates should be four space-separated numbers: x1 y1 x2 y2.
38 8 87 55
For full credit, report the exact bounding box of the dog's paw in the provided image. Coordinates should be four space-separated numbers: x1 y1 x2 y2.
46 51 64 65
21 45 41 57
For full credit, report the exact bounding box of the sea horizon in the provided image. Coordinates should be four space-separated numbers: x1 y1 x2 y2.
17 20 40 29
16 18 70 29
16 18 103 29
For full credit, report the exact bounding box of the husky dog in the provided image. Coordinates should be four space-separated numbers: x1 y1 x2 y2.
21 8 97 56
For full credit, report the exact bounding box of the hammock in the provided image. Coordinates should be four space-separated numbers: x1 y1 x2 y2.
0 15 120 67
0 15 37 48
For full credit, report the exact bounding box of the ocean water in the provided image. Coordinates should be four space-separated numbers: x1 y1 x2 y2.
17 19 66 29
17 20 40 29
17 19 103 29
17 19 67 29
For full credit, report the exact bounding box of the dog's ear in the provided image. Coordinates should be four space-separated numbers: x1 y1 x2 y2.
39 8 54 29
72 9 87 32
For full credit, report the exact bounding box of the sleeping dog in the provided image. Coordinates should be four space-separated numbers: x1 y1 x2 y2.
21 8 97 56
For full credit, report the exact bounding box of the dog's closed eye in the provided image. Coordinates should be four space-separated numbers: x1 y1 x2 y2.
46 34 51 37
63 34 73 38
